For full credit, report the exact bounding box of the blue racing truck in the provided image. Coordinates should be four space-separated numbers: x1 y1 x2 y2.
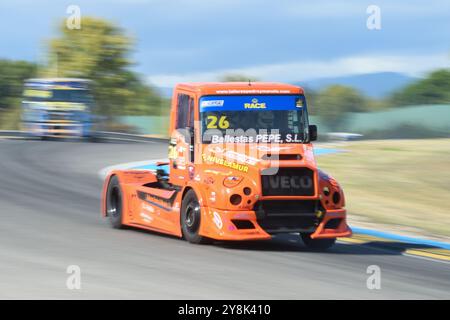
21 78 95 139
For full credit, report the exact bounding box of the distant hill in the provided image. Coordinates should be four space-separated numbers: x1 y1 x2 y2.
154 72 418 98
300 72 417 98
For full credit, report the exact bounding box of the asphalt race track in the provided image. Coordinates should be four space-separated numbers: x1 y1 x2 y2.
0 139 449 299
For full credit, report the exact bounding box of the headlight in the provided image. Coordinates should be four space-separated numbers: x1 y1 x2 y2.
230 194 242 206
332 192 341 204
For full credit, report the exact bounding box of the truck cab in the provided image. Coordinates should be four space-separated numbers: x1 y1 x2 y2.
102 82 351 249
21 78 95 139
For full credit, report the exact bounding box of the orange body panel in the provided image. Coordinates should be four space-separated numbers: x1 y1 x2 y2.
101 82 352 241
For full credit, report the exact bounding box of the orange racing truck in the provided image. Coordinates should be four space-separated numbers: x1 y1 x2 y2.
102 82 351 249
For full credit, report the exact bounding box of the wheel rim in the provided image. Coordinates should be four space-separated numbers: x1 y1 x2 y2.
109 187 121 217
185 201 200 233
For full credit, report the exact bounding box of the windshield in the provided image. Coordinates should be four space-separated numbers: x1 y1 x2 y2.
23 89 93 103
200 94 309 144
49 89 93 103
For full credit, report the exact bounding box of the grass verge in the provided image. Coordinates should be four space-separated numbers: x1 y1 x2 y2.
316 139 450 238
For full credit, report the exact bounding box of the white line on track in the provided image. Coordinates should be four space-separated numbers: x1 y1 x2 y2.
337 240 450 265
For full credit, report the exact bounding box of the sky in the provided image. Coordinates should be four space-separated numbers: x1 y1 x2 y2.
0 0 449 87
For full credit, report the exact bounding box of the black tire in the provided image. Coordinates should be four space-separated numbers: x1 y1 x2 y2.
301 233 336 250
181 190 210 244
106 175 124 229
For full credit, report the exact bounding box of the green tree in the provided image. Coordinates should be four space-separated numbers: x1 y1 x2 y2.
389 69 450 106
312 85 369 131
46 17 162 116
0 60 37 129
0 60 37 110
120 71 168 116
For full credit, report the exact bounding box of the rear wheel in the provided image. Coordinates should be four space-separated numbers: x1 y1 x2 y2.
106 176 124 229
181 190 210 244
301 233 336 250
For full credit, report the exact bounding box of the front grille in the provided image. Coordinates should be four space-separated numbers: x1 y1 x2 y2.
261 154 302 160
254 200 318 216
48 112 75 122
324 218 342 229
254 200 319 233
231 220 255 230
261 167 315 196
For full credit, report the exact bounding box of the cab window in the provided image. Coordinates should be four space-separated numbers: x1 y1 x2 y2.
176 94 194 129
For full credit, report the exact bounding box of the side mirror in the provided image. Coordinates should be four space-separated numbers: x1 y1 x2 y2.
309 125 318 142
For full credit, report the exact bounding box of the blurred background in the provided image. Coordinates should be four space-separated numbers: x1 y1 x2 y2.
0 0 449 239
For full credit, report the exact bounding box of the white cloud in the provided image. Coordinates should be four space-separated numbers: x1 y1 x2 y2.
147 52 450 87
286 0 450 18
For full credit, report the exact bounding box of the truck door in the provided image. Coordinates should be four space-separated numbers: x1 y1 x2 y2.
169 93 196 186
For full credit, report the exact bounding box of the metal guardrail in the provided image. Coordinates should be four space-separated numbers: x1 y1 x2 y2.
94 131 169 143
0 130 28 137
0 130 169 143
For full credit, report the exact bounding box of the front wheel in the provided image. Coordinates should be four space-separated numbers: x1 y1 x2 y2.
301 233 336 250
181 190 210 244
106 175 124 229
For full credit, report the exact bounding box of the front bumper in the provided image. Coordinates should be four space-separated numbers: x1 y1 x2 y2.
309 209 352 239
26 122 90 137
199 206 352 241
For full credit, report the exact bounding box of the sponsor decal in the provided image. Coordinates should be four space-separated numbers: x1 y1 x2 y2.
244 98 266 109
200 100 224 108
141 203 155 213
203 176 215 184
202 154 249 173
188 165 195 180
212 211 223 229
215 89 292 94
214 147 259 166
210 133 283 144
168 144 177 159
140 212 154 223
